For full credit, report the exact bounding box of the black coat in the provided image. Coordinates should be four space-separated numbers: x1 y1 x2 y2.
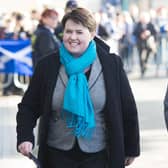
32 24 60 67
16 38 140 168
164 86 168 130
133 21 157 49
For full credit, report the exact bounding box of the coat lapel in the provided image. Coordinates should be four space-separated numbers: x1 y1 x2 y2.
46 54 61 110
59 65 68 86
58 55 103 89
96 44 113 88
88 56 102 89
96 43 118 113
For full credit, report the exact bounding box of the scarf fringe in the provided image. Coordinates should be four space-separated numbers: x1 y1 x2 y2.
61 110 94 139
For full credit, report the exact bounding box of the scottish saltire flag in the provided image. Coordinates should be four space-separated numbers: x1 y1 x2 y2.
0 39 33 75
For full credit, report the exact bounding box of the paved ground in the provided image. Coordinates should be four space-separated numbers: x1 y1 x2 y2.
128 72 168 168
0 66 168 168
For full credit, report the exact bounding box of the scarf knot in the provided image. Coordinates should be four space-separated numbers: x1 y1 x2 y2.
59 40 97 138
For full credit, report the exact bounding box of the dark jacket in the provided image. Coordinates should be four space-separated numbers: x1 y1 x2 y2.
16 38 140 168
32 24 60 67
164 86 168 130
133 21 157 49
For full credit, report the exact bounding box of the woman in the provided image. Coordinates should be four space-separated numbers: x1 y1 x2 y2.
32 8 60 68
133 11 157 77
16 8 140 168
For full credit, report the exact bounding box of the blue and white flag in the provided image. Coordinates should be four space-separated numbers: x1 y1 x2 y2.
0 39 33 75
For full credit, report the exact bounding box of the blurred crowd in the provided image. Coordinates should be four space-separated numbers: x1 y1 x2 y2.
1 0 168 95
97 3 168 77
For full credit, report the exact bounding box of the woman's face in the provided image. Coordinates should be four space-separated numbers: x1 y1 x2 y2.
63 19 95 57
42 14 58 29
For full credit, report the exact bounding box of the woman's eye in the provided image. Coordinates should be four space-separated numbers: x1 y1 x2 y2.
77 31 83 34
65 30 72 34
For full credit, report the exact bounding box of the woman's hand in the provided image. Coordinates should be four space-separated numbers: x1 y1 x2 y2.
18 141 33 157
124 157 135 166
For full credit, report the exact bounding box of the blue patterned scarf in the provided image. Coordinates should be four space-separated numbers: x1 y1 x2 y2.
59 40 97 138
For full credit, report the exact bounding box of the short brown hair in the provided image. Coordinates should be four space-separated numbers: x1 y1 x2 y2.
41 9 58 18
62 7 96 32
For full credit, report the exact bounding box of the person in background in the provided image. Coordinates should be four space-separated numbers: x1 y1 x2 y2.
119 11 134 73
31 8 60 68
55 0 78 41
30 9 41 34
1 13 28 96
156 7 168 75
133 11 157 77
12 13 31 40
164 86 168 130
64 0 78 13
94 11 111 41
16 7 140 168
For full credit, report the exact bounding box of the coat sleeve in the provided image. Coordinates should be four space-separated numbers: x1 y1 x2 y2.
164 86 168 130
118 57 140 157
16 60 46 148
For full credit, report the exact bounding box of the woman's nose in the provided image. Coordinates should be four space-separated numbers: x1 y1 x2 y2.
70 32 77 39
